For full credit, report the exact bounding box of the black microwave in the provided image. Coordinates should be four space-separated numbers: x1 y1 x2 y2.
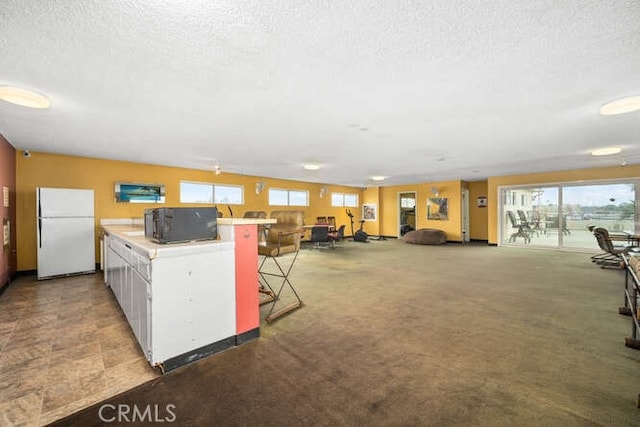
144 207 218 244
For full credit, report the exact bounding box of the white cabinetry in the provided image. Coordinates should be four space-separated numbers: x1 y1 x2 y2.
103 229 235 370
105 234 147 355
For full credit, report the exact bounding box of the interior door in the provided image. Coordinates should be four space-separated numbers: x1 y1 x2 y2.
461 189 470 242
398 192 416 237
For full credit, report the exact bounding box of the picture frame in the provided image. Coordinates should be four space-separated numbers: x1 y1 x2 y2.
477 196 487 208
115 182 166 203
362 203 377 221
427 197 448 220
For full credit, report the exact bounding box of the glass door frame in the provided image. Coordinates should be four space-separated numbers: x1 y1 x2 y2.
498 177 639 249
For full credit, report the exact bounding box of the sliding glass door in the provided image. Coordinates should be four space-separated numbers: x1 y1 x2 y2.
500 180 639 250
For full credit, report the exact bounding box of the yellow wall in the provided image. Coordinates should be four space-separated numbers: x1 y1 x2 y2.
379 180 463 241
16 151 361 271
361 187 381 236
468 180 488 240
487 164 640 244
18 151 637 269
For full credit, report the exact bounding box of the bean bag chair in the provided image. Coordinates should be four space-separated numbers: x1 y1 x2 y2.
404 228 447 245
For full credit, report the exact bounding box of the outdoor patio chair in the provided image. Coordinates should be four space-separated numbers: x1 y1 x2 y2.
507 211 530 244
592 227 638 269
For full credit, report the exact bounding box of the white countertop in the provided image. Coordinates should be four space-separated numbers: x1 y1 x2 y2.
102 224 234 259
218 218 277 225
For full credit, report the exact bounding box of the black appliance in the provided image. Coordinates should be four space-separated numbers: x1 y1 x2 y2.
144 207 218 244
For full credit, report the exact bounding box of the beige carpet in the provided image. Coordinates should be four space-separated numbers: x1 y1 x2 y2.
54 239 640 426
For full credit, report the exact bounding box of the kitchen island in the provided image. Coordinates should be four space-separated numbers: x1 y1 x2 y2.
102 217 274 373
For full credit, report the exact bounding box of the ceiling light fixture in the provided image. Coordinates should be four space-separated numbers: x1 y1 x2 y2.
303 163 320 170
591 147 622 156
214 163 222 175
371 176 385 181
600 95 640 115
0 86 50 109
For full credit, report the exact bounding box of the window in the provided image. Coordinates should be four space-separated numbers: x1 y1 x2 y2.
268 188 308 206
214 184 243 204
521 194 526 206
180 181 243 204
400 196 416 208
331 192 358 207
499 180 640 250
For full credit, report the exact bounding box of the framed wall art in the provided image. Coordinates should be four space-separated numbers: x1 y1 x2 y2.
115 182 166 203
362 203 377 221
427 197 448 220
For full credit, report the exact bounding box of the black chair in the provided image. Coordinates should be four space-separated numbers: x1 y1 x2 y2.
507 211 530 244
311 225 333 249
331 224 345 242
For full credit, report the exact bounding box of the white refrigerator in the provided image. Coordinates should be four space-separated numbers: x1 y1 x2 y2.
37 187 96 280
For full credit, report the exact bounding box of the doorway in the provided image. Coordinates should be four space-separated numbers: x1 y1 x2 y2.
461 188 470 242
398 192 416 238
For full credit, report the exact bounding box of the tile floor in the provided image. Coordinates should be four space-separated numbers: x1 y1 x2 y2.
0 273 159 426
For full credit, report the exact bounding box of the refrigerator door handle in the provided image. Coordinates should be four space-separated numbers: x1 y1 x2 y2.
37 188 42 248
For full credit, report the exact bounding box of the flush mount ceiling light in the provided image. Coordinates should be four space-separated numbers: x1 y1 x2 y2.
0 86 50 109
303 163 320 170
600 96 640 115
591 147 622 156
371 176 386 181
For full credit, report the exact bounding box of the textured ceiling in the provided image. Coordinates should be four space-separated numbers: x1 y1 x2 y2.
1 1 639 187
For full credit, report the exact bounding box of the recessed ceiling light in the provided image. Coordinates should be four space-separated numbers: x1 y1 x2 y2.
0 86 50 109
600 96 640 115
371 176 386 181
303 163 320 170
591 147 622 156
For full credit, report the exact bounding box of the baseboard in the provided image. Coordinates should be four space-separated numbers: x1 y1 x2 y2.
0 277 10 297
16 269 36 277
236 327 260 345
161 336 236 373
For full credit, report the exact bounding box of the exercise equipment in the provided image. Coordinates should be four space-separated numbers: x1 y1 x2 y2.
346 209 369 243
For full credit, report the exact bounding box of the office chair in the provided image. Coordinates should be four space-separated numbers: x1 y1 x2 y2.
258 210 305 322
311 225 333 249
331 224 345 242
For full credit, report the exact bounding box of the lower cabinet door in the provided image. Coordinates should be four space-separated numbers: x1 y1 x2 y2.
131 268 150 360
